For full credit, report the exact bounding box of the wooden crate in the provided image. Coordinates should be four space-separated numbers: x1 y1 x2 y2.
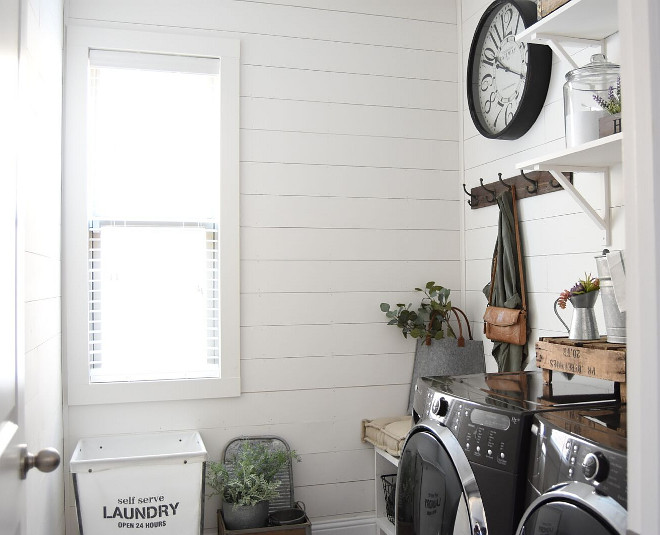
218 510 311 535
535 336 626 402
537 0 572 19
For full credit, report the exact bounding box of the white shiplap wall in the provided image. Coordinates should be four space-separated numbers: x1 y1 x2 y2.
63 1 461 532
459 0 624 371
20 0 65 534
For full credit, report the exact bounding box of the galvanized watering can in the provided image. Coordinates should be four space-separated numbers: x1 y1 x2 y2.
554 290 600 340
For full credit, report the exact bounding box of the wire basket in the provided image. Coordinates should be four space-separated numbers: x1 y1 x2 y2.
380 474 397 524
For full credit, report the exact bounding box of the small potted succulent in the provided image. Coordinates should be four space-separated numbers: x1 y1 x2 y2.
557 273 600 310
207 441 300 530
380 282 456 346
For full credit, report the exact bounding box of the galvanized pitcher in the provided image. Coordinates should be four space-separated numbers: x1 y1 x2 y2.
554 291 600 340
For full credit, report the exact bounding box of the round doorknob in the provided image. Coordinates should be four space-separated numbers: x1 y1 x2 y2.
20 445 61 479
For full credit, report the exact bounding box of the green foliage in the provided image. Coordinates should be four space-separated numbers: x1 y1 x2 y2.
207 442 301 507
380 282 456 343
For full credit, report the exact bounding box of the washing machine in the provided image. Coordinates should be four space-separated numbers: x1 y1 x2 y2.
516 406 627 535
394 371 620 535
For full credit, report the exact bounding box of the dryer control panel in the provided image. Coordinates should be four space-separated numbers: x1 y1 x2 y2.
558 435 627 509
427 393 529 474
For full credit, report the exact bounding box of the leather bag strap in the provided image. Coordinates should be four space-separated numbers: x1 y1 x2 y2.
511 186 526 310
487 242 498 305
451 306 474 340
449 308 465 347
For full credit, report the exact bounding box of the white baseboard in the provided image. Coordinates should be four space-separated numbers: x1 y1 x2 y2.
311 515 376 535
202 514 377 535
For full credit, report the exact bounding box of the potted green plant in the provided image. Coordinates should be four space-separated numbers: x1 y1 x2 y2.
380 282 486 413
380 281 456 345
556 273 600 310
207 441 300 530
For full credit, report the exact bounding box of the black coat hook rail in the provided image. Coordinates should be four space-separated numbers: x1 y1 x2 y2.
464 171 573 209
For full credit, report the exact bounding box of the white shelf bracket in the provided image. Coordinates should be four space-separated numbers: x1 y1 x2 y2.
524 33 605 69
522 165 611 246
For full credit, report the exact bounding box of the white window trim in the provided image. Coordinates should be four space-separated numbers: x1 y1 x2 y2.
63 23 240 405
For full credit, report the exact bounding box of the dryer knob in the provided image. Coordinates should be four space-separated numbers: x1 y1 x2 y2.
432 397 449 417
582 451 609 483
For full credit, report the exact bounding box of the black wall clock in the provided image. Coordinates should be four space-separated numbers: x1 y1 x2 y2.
467 0 552 140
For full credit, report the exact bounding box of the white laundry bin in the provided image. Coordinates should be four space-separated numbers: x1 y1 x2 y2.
70 431 207 535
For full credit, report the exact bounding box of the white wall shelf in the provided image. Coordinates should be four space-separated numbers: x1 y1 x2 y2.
516 133 622 245
516 0 619 68
374 447 399 535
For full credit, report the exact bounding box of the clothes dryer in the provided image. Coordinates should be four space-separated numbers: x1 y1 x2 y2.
395 371 620 535
517 406 627 535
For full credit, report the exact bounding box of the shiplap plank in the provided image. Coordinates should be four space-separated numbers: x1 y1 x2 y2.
198 420 372 458
295 480 374 518
234 0 455 23
241 228 461 261
241 34 454 80
241 163 459 200
294 449 374 487
240 323 414 359
241 354 412 392
24 298 60 354
464 226 498 261
333 384 410 420
242 65 457 110
465 258 491 292
66 385 409 436
241 291 420 326
67 390 335 437
242 130 458 169
25 335 62 410
241 196 460 230
24 252 60 301
67 0 454 51
241 260 461 293
242 97 457 140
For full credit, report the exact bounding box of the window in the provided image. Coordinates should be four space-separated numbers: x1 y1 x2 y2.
64 25 240 404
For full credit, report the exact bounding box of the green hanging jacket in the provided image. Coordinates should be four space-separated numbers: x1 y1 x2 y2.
482 188 528 372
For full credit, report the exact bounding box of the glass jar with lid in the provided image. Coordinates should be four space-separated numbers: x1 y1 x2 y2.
563 53 620 148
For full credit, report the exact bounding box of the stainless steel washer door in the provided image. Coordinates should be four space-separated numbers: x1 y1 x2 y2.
516 481 627 535
395 421 487 535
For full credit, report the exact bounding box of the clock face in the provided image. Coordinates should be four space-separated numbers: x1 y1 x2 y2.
467 0 552 140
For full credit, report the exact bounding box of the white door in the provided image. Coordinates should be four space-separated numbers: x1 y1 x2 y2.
0 0 24 533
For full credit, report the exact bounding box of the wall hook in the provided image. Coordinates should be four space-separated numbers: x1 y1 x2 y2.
497 172 511 190
520 170 538 194
479 178 496 202
463 183 479 207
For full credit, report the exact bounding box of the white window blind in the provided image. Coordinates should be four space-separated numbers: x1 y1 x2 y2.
86 49 222 383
